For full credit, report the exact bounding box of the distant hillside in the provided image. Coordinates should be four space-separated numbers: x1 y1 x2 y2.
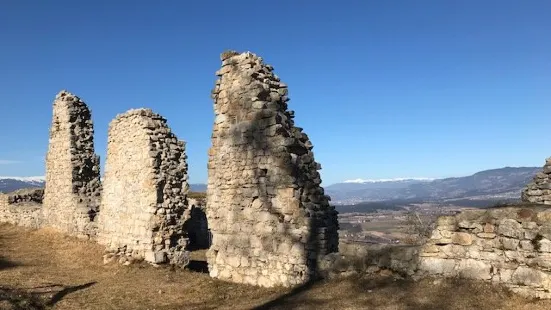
1 167 540 204
326 167 540 204
189 183 207 192
0 177 45 193
0 178 208 195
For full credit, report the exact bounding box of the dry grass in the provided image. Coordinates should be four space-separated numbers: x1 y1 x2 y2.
1 224 551 310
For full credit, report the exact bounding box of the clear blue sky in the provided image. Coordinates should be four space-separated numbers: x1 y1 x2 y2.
1 1 550 185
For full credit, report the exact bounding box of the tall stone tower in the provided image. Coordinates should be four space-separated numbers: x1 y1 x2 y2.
97 109 190 265
43 90 102 238
206 51 339 287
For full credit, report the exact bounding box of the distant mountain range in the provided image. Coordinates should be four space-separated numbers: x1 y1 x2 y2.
325 167 540 205
0 176 207 195
0 177 45 193
0 167 541 205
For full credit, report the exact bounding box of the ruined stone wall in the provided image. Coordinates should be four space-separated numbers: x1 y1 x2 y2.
43 90 102 238
418 207 551 299
0 189 44 228
97 109 190 265
522 158 551 204
319 242 419 279
206 51 339 287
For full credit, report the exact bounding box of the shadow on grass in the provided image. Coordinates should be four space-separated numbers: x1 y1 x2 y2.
0 256 20 271
45 282 96 306
252 281 316 310
0 282 96 310
251 276 517 310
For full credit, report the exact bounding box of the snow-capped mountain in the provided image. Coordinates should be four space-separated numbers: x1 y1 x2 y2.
0 167 541 205
0 176 45 193
325 167 540 204
343 177 435 184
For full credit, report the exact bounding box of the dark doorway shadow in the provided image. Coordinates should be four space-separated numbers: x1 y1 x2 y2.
186 205 211 251
186 260 209 273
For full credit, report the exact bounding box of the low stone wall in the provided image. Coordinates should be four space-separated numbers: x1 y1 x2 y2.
319 206 551 299
0 189 44 229
418 206 551 299
320 242 419 279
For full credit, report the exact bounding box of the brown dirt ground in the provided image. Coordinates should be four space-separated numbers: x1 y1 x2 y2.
1 224 551 310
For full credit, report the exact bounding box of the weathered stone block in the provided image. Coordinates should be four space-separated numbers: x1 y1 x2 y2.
419 257 456 276
145 251 166 264
457 259 492 280
500 237 520 251
477 232 497 239
511 267 549 288
452 232 473 246
497 219 523 239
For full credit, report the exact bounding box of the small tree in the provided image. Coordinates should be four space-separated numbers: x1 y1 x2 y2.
405 211 434 243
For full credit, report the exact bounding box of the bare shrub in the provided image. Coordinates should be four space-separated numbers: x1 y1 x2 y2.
404 211 435 244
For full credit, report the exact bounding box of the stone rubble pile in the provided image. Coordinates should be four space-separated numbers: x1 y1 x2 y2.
42 90 102 238
522 158 551 204
97 108 190 266
6 188 44 204
206 51 339 287
0 190 43 228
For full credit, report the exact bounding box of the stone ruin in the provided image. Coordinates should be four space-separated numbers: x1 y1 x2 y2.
0 91 192 267
42 90 102 238
5 52 551 299
96 109 190 265
522 158 551 204
206 51 339 287
5 53 551 301
0 188 44 229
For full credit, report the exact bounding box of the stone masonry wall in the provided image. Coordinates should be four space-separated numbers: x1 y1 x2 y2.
43 90 102 239
0 189 44 229
418 206 551 299
207 51 339 288
522 158 551 204
97 109 190 266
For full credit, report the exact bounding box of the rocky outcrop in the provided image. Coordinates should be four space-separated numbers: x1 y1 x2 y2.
206 51 339 287
522 158 551 204
418 206 551 299
97 109 190 266
42 90 102 238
